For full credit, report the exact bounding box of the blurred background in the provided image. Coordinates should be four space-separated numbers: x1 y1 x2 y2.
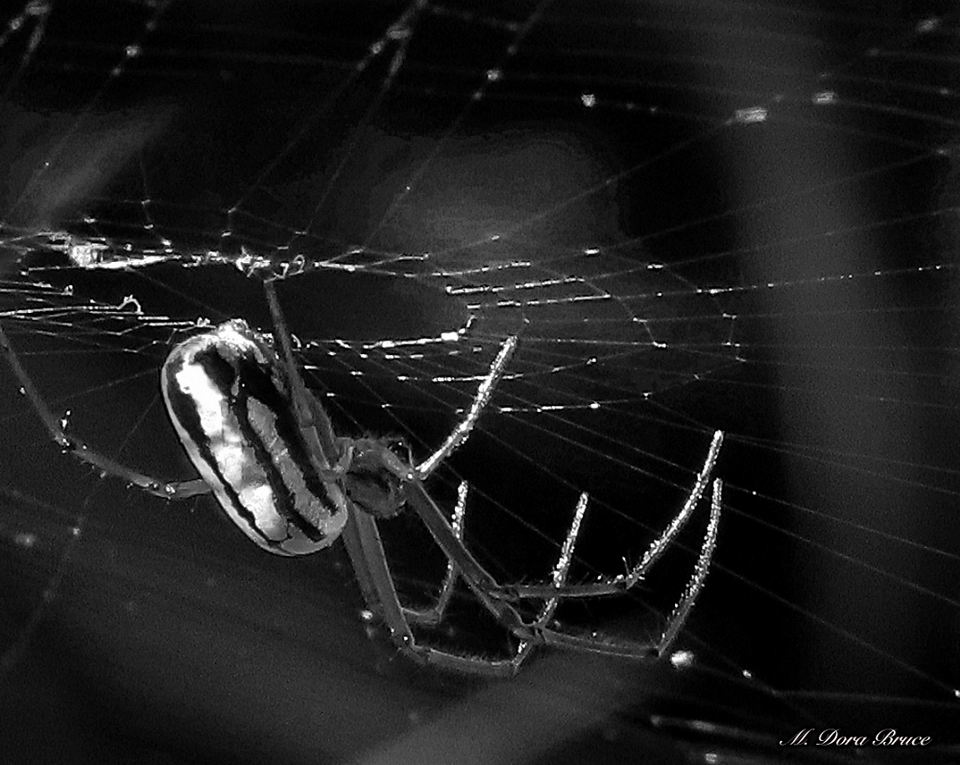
0 0 958 762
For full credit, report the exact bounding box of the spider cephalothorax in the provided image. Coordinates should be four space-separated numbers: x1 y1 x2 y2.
341 437 410 519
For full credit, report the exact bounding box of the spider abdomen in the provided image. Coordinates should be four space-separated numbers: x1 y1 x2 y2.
161 319 348 556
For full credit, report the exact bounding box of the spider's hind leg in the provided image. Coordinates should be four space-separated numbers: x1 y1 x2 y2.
0 320 211 502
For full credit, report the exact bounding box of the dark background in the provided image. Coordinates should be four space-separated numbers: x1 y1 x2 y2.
1 1 959 763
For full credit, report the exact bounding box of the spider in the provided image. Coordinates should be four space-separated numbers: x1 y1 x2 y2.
0 277 724 677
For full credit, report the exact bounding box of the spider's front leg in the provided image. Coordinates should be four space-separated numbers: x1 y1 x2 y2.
538 478 723 660
403 473 724 664
395 432 724 657
489 429 724 601
415 335 518 480
390 430 723 606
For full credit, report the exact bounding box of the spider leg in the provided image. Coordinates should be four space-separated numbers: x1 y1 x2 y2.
0 320 212 501
348 504 531 677
389 430 722 604
498 430 723 599
358 444 558 609
262 279 360 524
540 478 723 659
400 477 539 606
512 491 589 665
263 279 340 469
350 477 720 675
338 501 383 618
402 477 678 657
404 479 539 637
339 480 467 629
415 335 516 479
655 478 723 652
401 480 467 627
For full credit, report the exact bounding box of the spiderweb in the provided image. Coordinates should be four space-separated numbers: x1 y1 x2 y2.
1 0 958 762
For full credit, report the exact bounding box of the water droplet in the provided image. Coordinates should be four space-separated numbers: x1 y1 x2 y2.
13 531 37 549
734 106 767 124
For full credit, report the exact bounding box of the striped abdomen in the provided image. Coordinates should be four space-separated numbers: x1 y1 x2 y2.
161 319 347 555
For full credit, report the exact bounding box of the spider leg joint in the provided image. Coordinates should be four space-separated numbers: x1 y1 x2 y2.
489 584 522 601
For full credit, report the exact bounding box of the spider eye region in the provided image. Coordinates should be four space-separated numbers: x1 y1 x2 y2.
161 321 348 556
